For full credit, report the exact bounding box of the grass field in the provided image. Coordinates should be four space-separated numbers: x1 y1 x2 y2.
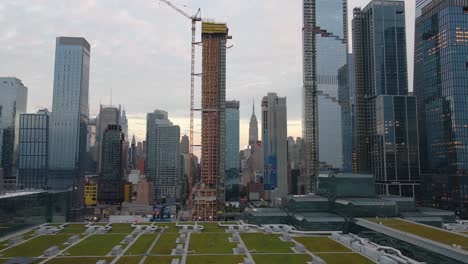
144 256 180 264
151 233 179 254
252 254 313 264
241 233 294 253
186 255 244 264
201 223 227 233
1 235 71 257
125 234 157 255
317 253 375 264
41 257 114 264
66 234 126 256
60 224 86 235
189 233 235 254
109 224 134 234
294 237 351 253
367 218 468 250
116 256 142 264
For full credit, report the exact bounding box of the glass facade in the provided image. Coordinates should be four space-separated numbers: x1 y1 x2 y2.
414 0 468 215
338 63 353 172
225 101 240 202
353 0 420 197
98 125 124 204
17 112 49 190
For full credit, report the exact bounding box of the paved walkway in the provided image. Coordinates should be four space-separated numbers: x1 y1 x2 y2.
138 227 165 264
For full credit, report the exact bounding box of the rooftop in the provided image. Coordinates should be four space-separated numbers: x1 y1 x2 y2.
0 191 46 200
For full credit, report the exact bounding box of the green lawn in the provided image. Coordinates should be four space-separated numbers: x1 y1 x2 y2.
144 256 180 264
317 253 374 264
158 223 179 233
201 223 227 233
109 224 134 234
151 233 179 254
252 254 313 264
1 235 71 257
294 237 351 253
60 224 86 235
67 234 126 256
186 255 244 264
42 257 114 264
189 233 235 254
241 233 294 253
116 256 142 264
0 259 11 264
125 234 157 255
367 218 468 250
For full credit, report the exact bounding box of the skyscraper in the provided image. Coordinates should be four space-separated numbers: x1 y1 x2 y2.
0 77 28 189
353 0 420 197
146 110 180 202
180 135 189 155
416 0 433 18
302 0 319 194
338 58 353 172
225 100 240 202
316 0 347 170
262 93 288 201
121 109 129 141
195 22 229 220
248 101 258 146
96 105 121 173
17 109 49 190
48 37 90 218
98 125 124 204
414 0 468 214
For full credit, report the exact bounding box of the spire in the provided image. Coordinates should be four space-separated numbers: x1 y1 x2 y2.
252 99 255 116
131 134 136 145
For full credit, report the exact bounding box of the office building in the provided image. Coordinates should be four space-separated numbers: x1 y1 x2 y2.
146 110 180 202
17 109 49 190
414 0 468 215
302 0 319 194
98 125 124 204
262 93 288 201
338 62 353 172
195 22 229 220
96 105 121 173
121 109 128 141
225 100 240 202
0 77 28 189
416 0 433 18
316 0 347 170
180 135 189 155
353 0 420 198
48 37 90 219
248 101 258 146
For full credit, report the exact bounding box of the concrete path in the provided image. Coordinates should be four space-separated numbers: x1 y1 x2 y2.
180 232 191 264
37 232 94 264
138 228 165 264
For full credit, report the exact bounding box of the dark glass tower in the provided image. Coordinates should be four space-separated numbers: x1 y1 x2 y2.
353 0 420 198
414 0 468 216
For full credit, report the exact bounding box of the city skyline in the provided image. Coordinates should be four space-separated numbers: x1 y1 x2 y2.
0 0 416 147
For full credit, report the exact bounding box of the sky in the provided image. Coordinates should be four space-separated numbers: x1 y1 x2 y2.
0 0 415 148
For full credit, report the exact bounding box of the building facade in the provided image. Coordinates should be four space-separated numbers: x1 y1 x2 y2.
262 93 288 201
225 100 240 202
0 77 28 189
96 105 121 173
48 37 90 219
98 125 124 204
196 22 229 220
146 110 180 202
414 0 468 215
338 64 353 172
17 110 49 190
248 101 258 146
353 0 420 198
180 135 189 155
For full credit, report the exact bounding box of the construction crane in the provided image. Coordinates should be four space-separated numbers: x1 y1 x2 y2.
159 0 201 216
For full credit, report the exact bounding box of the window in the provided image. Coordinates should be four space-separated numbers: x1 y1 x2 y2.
464 7 468 14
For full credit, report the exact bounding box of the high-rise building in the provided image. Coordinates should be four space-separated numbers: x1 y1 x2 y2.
121 109 128 141
98 125 124 204
17 109 49 190
416 0 433 18
195 22 229 221
129 134 137 169
414 0 468 214
225 100 240 202
0 77 28 189
302 0 319 194
180 135 189 155
146 110 180 202
96 105 121 173
48 37 90 219
262 92 288 201
316 0 347 170
353 0 420 198
248 101 258 146
338 62 353 172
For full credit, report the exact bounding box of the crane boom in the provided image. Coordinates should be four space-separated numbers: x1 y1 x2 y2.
159 0 201 21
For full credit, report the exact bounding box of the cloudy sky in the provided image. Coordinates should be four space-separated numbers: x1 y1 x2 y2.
0 0 415 147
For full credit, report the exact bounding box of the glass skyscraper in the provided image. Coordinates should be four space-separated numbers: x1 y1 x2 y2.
48 37 90 219
225 100 240 202
353 0 420 198
17 110 49 190
414 0 468 215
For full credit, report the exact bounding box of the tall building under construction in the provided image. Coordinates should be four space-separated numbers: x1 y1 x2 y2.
195 22 229 220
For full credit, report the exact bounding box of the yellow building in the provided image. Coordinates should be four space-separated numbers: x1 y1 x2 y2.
124 182 133 203
85 183 98 206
